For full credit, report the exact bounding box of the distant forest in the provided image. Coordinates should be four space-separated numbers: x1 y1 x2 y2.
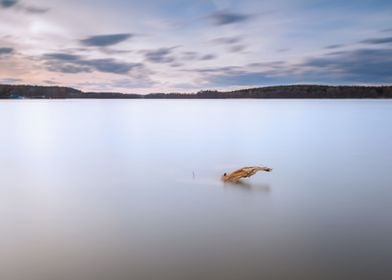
1 84 392 99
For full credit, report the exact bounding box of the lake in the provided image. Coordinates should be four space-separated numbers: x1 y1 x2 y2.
0 99 391 280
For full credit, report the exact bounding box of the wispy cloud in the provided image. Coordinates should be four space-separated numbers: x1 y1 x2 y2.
0 0 48 13
0 78 21 84
229 45 246 53
360 37 392 44
200 54 216 60
44 53 81 61
81 34 133 47
85 59 141 74
301 48 392 82
181 51 198 61
212 36 242 45
24 6 49 14
0 0 17 8
43 52 143 74
208 11 251 26
325 44 344 49
211 36 246 53
110 78 156 89
143 47 176 63
0 47 13 55
180 51 216 61
190 46 392 87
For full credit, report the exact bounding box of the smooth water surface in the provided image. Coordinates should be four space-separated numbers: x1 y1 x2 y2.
0 99 391 280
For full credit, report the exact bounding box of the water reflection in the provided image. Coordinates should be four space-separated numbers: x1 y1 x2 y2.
0 100 392 280
223 181 271 192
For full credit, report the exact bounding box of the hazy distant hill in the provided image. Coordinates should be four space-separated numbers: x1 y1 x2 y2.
1 84 392 99
0 85 83 99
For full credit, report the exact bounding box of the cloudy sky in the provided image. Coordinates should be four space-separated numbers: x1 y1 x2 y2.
0 0 391 93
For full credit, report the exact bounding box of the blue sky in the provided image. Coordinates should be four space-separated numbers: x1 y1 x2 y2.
0 0 391 93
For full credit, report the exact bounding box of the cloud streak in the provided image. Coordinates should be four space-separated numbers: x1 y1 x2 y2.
325 44 344 49
81 34 133 47
144 47 176 63
0 78 21 84
43 52 143 74
0 0 49 13
211 36 246 52
360 37 392 44
24 6 49 14
200 54 216 60
0 47 13 55
301 48 392 82
208 11 251 25
191 46 392 87
212 36 242 45
181 51 216 61
0 0 17 8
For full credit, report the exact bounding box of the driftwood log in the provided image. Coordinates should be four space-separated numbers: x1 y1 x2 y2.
222 166 272 183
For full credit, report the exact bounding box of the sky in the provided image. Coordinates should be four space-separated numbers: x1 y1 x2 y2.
0 0 391 93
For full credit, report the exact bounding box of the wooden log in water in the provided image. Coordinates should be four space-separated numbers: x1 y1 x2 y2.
222 166 272 183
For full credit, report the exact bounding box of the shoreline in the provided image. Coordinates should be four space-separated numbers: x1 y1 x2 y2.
1 84 392 99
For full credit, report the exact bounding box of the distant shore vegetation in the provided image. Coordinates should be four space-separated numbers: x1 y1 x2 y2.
1 84 392 99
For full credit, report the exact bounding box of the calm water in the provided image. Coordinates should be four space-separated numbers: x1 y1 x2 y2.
0 99 391 280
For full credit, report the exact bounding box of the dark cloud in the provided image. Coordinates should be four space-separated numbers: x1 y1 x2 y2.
360 37 392 44
200 54 216 60
182 51 198 61
99 48 132 55
170 62 183 68
325 44 344 49
44 53 81 61
325 50 346 56
381 28 392 32
84 59 139 74
43 80 57 85
0 0 17 8
80 34 133 47
43 52 143 74
0 78 22 84
212 36 242 45
229 45 246 53
193 47 392 87
47 64 91 74
144 48 176 63
0 0 49 13
300 48 392 82
183 61 290 86
180 51 216 61
209 11 251 25
42 53 89 73
277 48 290 52
203 68 310 87
24 6 49 14
211 36 246 52
189 65 283 86
0 47 13 55
188 66 242 74
247 61 286 68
